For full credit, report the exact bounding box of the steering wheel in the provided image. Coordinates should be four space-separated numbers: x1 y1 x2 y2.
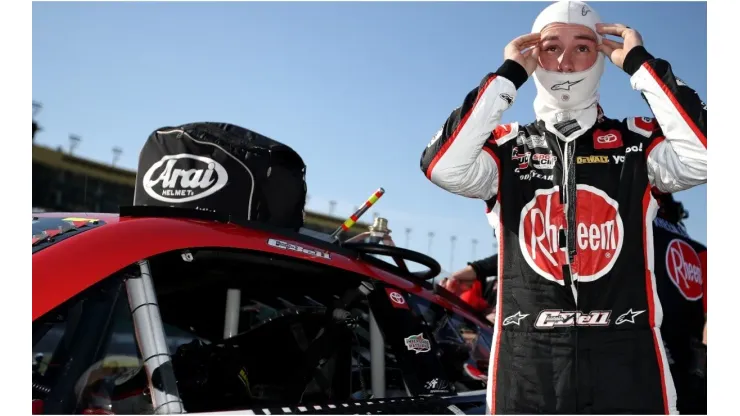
342 242 442 281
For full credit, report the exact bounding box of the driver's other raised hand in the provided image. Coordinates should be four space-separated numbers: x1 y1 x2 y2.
504 32 542 76
439 264 478 295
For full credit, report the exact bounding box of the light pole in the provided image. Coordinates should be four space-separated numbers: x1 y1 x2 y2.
427 231 435 256
405 228 412 248
450 235 457 271
32 101 42 140
68 134 81 155
112 147 123 167
472 238 478 260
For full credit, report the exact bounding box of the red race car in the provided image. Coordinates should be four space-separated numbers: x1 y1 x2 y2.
32 208 493 415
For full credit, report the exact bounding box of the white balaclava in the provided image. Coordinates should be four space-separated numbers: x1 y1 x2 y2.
532 0 604 141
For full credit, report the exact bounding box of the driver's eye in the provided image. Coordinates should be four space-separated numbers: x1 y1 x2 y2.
546 46 559 53
577 46 590 53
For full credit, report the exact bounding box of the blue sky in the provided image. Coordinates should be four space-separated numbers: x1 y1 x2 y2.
32 1 707 272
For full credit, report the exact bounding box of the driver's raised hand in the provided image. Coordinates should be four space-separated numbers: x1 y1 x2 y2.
596 23 644 70
504 33 542 76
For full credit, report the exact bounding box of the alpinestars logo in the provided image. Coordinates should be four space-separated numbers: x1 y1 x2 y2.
142 154 228 203
551 79 584 91
615 308 645 325
503 311 529 326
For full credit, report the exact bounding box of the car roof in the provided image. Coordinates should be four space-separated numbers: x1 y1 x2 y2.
32 211 491 329
33 213 119 248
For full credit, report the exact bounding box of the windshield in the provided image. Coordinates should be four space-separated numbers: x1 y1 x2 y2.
32 216 106 252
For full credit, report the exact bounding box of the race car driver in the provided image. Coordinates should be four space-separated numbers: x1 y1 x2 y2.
419 0 707 414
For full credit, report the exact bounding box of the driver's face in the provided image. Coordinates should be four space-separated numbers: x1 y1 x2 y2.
538 23 599 72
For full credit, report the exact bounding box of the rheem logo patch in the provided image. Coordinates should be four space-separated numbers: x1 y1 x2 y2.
519 185 624 284
665 239 703 300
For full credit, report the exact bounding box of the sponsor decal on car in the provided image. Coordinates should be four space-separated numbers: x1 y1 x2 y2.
142 154 229 203
424 378 453 394
267 238 331 260
385 288 410 310
404 333 431 354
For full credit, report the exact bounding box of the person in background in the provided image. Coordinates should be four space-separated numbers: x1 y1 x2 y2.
440 255 498 323
441 255 498 304
650 189 706 414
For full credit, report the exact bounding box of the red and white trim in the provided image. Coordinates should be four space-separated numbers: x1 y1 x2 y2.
485 201 503 415
626 116 657 138
427 76 518 200
642 188 678 414
482 148 501 214
426 75 498 180
639 64 706 148
492 122 520 146
700 250 707 314
645 135 666 160
631 64 706 150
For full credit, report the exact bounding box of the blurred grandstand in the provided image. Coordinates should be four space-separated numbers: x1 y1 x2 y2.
30 102 370 236
31 142 371 237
